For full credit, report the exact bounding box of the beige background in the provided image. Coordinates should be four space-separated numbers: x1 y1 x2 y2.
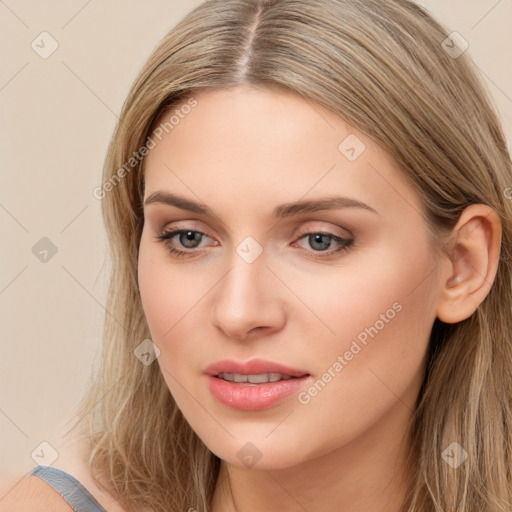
1 0 511 477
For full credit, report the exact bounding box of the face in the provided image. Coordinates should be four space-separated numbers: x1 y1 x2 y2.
138 86 441 469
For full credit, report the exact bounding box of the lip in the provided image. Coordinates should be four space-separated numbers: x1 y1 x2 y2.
204 358 312 411
203 358 310 378
207 375 312 411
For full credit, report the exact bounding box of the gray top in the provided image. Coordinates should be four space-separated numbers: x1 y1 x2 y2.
29 465 107 512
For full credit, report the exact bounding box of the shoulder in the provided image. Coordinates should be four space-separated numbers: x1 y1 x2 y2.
0 465 129 512
0 435 129 512
48 435 129 512
0 474 73 511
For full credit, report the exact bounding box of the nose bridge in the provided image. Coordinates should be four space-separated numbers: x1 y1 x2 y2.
212 240 282 339
218 246 266 314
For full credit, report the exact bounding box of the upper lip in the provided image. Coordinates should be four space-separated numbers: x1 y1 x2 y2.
204 358 310 378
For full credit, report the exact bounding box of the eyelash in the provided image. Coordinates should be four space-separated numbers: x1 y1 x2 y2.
155 228 354 259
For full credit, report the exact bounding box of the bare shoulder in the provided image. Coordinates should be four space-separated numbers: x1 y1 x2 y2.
0 474 73 511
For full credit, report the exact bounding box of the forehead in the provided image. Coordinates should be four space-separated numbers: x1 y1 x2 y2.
142 86 423 221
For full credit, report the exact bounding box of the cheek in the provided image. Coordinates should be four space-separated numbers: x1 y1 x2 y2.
137 238 219 405
138 240 200 340
277 239 436 358
291 244 436 438
137 248 205 408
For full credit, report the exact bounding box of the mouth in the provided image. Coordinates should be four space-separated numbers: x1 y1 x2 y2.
214 372 307 384
207 372 312 411
204 359 312 410
204 358 311 380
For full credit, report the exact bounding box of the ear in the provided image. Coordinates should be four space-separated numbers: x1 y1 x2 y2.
436 204 502 324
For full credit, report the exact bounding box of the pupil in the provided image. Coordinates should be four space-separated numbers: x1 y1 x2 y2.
310 234 331 251
180 231 202 248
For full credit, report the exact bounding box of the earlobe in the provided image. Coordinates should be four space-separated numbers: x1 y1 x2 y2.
435 204 502 324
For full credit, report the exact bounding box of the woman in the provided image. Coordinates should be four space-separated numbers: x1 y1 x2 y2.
2 0 511 511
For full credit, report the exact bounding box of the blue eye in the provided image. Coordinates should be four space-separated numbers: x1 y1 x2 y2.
170 230 203 249
296 232 353 254
156 229 210 257
155 229 354 259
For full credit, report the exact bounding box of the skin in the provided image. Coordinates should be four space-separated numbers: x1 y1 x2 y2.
137 85 502 512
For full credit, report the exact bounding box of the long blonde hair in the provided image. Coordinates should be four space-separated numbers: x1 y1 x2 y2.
69 1 512 510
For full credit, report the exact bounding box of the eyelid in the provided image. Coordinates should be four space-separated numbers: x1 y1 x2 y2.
159 221 215 238
160 220 351 244
293 222 352 240
163 219 353 239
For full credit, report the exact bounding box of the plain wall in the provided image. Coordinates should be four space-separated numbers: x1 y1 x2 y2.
1 0 511 477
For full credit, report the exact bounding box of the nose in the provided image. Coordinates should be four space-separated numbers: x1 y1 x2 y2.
211 249 286 341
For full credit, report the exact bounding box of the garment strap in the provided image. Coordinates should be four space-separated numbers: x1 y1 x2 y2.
28 465 107 512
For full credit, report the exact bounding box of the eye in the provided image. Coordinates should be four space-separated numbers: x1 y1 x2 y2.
154 227 354 259
293 231 354 257
155 229 214 258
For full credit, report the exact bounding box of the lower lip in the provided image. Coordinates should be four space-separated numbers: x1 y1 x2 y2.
207 375 312 411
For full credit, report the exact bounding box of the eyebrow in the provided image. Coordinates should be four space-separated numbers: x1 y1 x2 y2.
143 191 379 218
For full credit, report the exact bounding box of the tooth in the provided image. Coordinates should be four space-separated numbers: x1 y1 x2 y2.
248 374 270 383
217 372 297 383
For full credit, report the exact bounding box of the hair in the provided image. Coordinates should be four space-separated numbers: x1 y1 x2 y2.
66 0 512 511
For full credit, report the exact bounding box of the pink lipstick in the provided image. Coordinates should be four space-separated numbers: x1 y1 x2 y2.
204 359 312 411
